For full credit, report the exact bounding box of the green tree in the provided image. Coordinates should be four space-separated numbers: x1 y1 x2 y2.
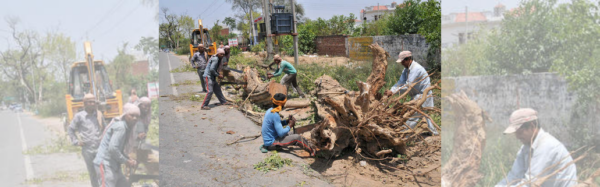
42 32 76 83
223 17 237 32
388 0 423 35
135 36 159 69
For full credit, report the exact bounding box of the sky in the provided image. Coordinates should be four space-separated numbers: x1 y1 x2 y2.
442 0 572 15
0 0 158 62
159 0 399 30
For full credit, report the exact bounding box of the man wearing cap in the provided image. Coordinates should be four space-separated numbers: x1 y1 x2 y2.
200 48 231 110
267 55 305 97
67 94 105 187
94 103 140 187
192 44 209 93
496 108 577 187
260 93 315 156
384 51 438 135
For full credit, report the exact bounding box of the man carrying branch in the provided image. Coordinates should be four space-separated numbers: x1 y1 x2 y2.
384 51 438 135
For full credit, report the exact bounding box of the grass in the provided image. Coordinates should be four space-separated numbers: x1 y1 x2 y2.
170 62 196 73
254 151 293 173
23 137 81 155
24 171 88 185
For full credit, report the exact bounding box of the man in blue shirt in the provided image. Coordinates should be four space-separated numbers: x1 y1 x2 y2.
200 48 232 110
260 93 315 156
384 51 438 135
93 103 140 187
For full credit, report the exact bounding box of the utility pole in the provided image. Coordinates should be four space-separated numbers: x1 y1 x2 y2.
465 6 468 44
263 0 274 62
291 0 298 65
250 0 257 45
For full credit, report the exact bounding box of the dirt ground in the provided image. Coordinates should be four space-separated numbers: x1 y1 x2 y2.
172 53 441 186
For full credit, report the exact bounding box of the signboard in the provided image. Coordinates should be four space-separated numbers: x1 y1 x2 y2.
254 16 263 23
228 38 238 46
147 82 159 99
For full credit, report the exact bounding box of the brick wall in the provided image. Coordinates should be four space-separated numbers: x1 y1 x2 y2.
314 35 348 56
131 60 149 76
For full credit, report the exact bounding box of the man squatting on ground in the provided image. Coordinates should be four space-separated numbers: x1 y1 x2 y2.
67 93 106 187
93 103 140 187
200 48 232 110
495 108 577 187
384 51 438 135
192 44 209 93
260 93 316 156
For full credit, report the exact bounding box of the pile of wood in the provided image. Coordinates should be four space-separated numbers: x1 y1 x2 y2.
238 43 441 159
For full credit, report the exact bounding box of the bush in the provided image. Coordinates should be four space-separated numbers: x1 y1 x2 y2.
38 98 66 117
230 46 241 56
175 47 189 55
251 41 265 53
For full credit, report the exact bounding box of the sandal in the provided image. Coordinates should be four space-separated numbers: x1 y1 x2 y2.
201 106 211 110
260 145 268 153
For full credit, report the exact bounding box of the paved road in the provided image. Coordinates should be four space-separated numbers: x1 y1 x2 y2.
0 110 91 187
158 52 331 186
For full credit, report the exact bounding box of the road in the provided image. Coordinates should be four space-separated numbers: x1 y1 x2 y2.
0 110 90 187
158 52 331 186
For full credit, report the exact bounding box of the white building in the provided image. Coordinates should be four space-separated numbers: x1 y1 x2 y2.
360 2 402 24
442 3 506 48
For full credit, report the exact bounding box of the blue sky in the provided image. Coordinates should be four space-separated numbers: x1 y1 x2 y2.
0 0 158 61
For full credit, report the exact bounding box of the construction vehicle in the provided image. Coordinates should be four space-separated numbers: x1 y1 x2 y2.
63 41 123 132
189 19 217 61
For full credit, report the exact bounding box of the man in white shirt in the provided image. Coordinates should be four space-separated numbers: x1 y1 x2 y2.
384 51 438 135
496 108 577 187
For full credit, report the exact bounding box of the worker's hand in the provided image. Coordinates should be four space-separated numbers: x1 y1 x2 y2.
218 75 224 79
267 74 273 79
127 159 137 167
289 119 296 128
223 62 228 66
384 90 393 97
138 133 146 139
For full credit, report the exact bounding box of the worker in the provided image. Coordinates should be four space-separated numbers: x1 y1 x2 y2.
384 51 438 135
267 55 305 97
200 48 232 110
495 108 577 187
260 93 315 156
93 103 140 187
128 89 138 104
126 97 152 154
192 44 209 93
67 94 105 187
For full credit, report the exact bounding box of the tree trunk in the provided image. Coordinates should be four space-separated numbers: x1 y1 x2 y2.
441 91 488 187
242 66 287 106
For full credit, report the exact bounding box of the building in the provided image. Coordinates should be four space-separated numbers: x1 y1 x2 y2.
360 2 401 24
442 3 506 48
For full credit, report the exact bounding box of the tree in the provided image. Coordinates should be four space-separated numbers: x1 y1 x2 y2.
42 32 76 83
388 0 423 35
223 17 237 32
226 0 261 44
178 14 195 40
160 8 180 49
0 16 46 105
135 37 159 69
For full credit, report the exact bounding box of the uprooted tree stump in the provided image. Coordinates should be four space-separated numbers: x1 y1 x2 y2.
441 91 489 187
306 43 442 159
241 66 311 108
